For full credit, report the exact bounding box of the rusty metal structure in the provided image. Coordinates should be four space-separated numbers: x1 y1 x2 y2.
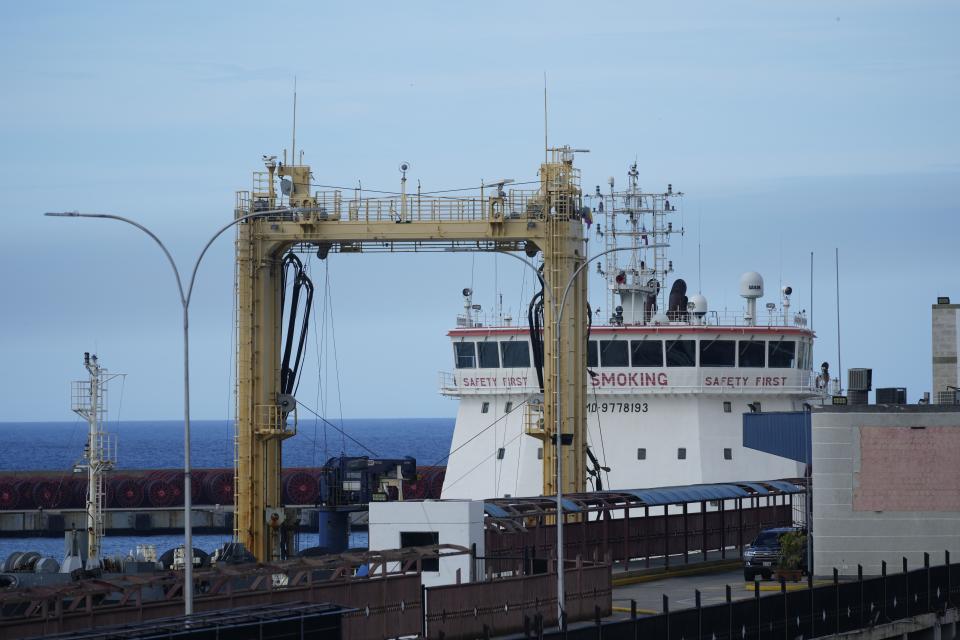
233 147 590 561
0 543 613 640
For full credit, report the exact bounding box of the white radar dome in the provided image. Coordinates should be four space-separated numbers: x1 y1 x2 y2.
739 272 764 299
689 294 708 316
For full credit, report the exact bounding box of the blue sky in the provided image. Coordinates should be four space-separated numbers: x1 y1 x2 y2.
1 1 957 421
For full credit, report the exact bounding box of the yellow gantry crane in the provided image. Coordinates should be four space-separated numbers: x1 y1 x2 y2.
234 148 589 561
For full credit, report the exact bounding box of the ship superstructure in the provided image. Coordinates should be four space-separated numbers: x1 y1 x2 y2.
440 165 822 500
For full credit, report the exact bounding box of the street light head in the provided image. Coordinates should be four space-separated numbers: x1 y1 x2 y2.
45 211 81 217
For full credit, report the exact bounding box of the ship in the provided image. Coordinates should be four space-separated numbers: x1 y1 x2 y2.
440 163 829 500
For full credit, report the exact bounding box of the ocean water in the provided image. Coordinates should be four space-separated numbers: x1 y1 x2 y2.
0 418 455 471
0 418 451 561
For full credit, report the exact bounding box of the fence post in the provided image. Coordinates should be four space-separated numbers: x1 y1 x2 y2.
857 564 864 628
631 599 637 620
683 502 689 565
624 505 630 571
470 543 477 582
663 594 670 640
696 589 702 640
833 568 840 636
881 560 887 622
755 577 761 640
726 584 733 640
946 551 951 610
422 584 428 639
702 501 708 562
924 552 931 613
781 577 789 640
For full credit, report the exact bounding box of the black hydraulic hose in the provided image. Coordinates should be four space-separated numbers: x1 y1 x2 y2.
528 290 545 392
279 253 314 398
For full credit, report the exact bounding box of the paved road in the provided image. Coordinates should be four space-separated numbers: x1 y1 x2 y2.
613 568 775 614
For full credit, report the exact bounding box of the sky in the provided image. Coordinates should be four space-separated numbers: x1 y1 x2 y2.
1 1 957 421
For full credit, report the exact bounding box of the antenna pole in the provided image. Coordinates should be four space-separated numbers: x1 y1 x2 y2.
835 248 842 393
292 76 297 165
809 251 814 331
543 72 548 163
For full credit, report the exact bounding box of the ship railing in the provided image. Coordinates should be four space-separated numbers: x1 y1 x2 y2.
614 309 811 329
438 371 458 395
237 182 559 224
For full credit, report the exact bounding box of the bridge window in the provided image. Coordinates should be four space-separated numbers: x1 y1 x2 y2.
500 341 531 368
631 340 664 367
665 340 696 367
477 341 500 368
454 342 476 368
738 341 765 367
587 341 598 368
768 340 796 368
677 447 687 460
481 401 489 414
637 448 647 460
497 447 505 460
724 447 733 460
700 340 736 367
797 341 811 370
600 340 629 367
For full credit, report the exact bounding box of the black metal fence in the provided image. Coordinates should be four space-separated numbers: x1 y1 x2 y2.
523 552 959 640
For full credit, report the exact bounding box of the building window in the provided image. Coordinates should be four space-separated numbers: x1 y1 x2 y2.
631 340 664 367
700 340 736 367
637 448 647 460
677 447 687 460
454 342 476 368
599 340 629 367
501 341 531 368
505 401 513 413
723 401 732 413
481 401 490 414
537 447 543 460
666 340 697 367
723 448 733 460
400 531 440 571
497 447 505 460
738 341 765 367
587 341 598 368
477 341 500 368
768 340 796 368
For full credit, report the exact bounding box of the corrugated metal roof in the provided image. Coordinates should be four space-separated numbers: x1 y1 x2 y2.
622 483 752 506
739 481 772 495
766 479 803 493
742 411 812 463
483 503 510 518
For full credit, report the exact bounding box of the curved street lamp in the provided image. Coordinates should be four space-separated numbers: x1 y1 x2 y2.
46 209 273 615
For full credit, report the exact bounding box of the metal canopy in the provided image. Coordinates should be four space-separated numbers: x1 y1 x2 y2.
482 478 803 526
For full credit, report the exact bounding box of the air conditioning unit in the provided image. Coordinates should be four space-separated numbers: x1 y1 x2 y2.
848 368 873 392
875 387 906 405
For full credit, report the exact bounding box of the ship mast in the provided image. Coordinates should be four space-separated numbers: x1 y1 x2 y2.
71 353 120 569
600 164 683 324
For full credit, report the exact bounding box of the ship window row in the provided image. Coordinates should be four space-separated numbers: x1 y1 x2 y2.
454 340 531 369
587 339 810 369
456 338 811 369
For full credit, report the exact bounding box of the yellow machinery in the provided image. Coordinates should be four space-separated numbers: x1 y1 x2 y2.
234 148 588 561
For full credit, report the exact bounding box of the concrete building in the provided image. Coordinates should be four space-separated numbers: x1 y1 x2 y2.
933 297 960 404
368 500 484 587
812 404 960 576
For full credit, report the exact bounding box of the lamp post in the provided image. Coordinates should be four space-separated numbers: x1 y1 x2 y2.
46 209 270 616
503 244 639 630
